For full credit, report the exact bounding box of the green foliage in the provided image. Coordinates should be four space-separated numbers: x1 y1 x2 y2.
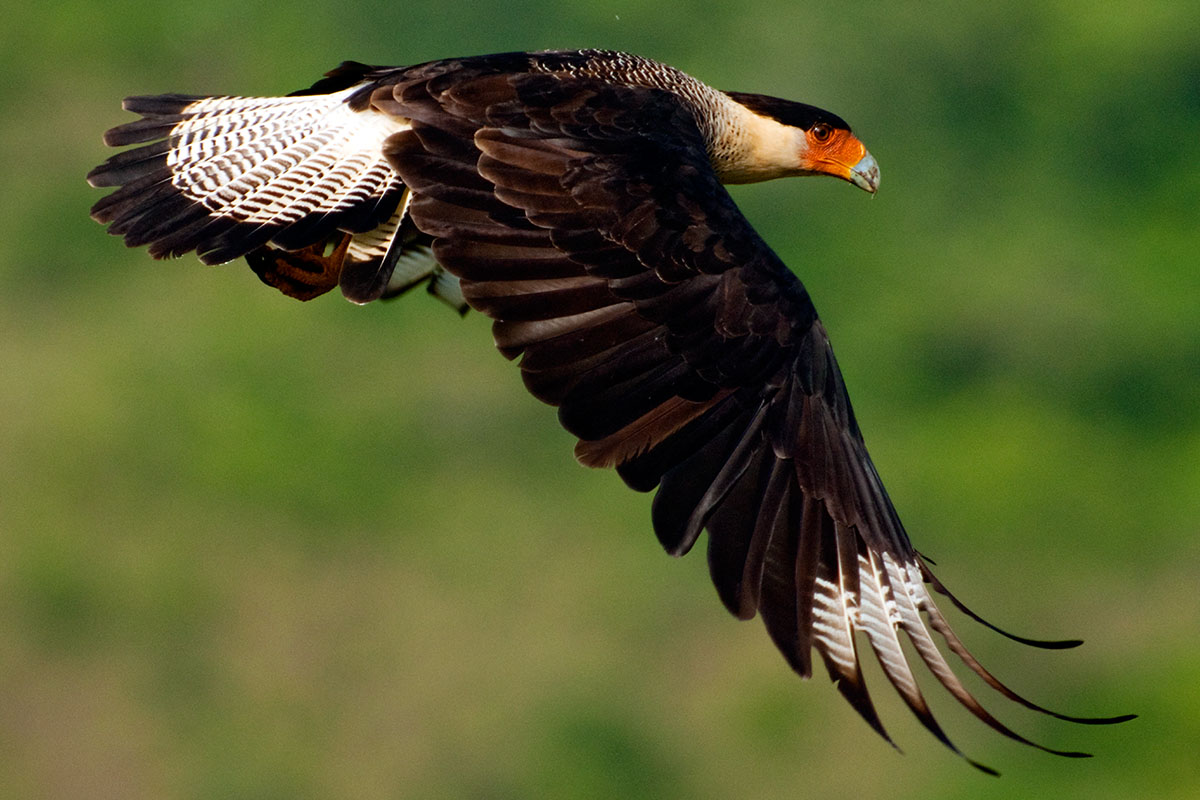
2 2 1197 797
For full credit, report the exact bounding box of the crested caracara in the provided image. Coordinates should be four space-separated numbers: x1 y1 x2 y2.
87 49 1131 772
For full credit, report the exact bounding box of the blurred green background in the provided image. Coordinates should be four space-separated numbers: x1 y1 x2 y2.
2 1 1197 797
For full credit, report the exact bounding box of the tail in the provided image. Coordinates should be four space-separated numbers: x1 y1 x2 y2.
87 65 466 310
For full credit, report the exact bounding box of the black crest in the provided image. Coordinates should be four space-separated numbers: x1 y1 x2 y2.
725 91 850 131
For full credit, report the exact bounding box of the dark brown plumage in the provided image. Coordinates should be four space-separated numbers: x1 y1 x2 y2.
87 49 1131 772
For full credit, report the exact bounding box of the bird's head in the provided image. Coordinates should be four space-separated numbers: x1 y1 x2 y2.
720 91 879 193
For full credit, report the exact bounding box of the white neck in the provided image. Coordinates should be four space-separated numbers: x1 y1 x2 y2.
709 97 806 185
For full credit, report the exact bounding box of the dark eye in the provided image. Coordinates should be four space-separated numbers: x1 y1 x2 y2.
811 123 833 143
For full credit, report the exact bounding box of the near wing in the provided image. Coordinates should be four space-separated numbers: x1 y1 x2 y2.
373 68 1129 772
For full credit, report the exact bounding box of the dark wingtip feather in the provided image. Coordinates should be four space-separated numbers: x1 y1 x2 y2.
968 758 1001 777
87 141 170 188
919 557 1085 649
102 119 179 147
121 93 206 114
1074 712 1138 726
916 570 1139 728
85 164 112 189
289 61 377 96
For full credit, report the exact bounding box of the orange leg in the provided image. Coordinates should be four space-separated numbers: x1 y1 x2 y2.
244 234 351 301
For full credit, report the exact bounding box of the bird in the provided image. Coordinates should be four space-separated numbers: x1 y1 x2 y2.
87 48 1132 773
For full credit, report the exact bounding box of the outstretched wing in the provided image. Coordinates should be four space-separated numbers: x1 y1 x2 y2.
86 63 466 307
87 82 405 264
371 69 1129 772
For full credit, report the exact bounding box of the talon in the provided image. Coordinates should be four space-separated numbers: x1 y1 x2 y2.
244 234 351 301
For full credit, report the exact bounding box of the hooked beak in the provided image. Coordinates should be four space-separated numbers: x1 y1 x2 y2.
847 150 880 194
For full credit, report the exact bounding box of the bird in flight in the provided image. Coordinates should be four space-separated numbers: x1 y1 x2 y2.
87 49 1131 772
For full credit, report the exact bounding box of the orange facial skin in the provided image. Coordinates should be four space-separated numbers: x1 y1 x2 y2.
802 125 880 193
